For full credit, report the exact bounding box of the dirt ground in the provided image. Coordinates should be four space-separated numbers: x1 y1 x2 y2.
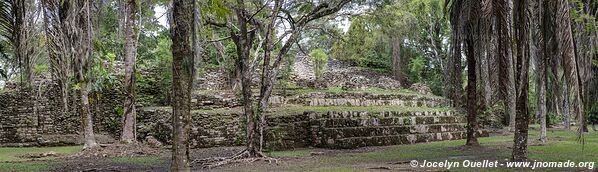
6 127 595 172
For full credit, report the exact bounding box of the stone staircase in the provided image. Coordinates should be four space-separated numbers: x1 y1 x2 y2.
135 90 487 150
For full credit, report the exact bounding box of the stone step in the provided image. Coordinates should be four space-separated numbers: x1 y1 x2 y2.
303 110 458 119
270 91 449 107
328 131 467 149
321 124 467 138
324 130 489 149
294 98 447 107
190 90 450 110
316 116 465 128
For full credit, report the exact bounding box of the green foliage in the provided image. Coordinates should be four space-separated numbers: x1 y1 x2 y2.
33 64 48 75
331 17 391 70
407 55 426 83
589 103 598 124
202 0 231 20
278 53 296 89
0 146 81 162
137 33 172 106
309 48 328 80
547 112 557 127
0 68 6 79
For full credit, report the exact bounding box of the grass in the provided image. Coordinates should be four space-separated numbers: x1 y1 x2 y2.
0 146 80 172
0 146 81 162
0 162 54 172
239 126 598 172
2 127 595 172
269 149 312 158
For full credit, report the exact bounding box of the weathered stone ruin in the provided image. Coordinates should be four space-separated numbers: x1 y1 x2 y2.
0 57 487 150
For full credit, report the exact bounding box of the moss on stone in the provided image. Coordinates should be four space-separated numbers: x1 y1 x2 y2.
191 105 451 116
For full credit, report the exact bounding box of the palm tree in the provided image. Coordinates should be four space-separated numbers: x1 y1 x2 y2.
445 0 481 146
42 0 70 113
512 0 530 161
556 0 585 135
0 0 35 87
493 0 517 131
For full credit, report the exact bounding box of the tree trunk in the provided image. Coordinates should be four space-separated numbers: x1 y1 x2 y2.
465 31 479 146
494 0 516 130
170 0 194 170
556 0 584 134
12 0 34 87
512 0 530 161
563 85 571 129
447 35 463 108
536 54 548 143
535 45 548 143
391 36 406 84
121 0 138 144
532 0 548 143
80 81 97 149
70 0 98 150
192 2 203 87
42 0 70 113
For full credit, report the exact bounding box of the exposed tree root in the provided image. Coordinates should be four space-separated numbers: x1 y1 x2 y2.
194 149 278 168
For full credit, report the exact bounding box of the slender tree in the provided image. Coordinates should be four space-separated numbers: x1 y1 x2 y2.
121 0 139 144
170 0 194 170
532 0 548 143
75 0 98 149
512 0 530 161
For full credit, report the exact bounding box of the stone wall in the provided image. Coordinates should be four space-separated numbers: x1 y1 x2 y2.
1 83 482 150
0 89 51 145
0 82 125 146
136 108 484 150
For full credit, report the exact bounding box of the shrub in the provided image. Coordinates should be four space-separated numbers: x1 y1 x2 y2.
309 49 328 80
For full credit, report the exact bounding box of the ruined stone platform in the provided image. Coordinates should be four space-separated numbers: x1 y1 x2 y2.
0 88 487 150
136 90 487 150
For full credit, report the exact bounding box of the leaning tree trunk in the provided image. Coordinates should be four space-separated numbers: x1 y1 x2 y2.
170 0 194 171
556 0 585 134
121 0 139 143
512 0 530 162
